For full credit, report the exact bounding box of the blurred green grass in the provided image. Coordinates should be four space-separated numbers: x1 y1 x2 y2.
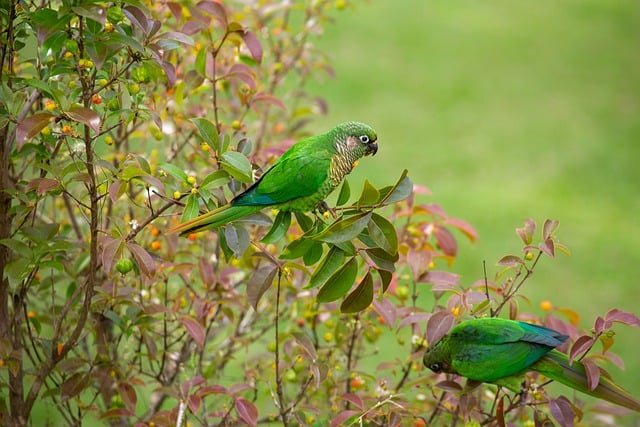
308 0 640 404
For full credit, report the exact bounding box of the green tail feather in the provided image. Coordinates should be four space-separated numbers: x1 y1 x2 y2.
537 350 640 411
169 204 260 235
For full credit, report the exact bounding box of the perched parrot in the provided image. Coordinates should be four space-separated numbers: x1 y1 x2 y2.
170 121 378 235
423 317 640 411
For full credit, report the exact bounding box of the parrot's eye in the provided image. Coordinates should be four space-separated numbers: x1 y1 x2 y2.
359 135 370 143
429 363 441 372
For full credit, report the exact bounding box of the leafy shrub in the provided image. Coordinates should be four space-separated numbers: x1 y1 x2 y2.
0 1 637 426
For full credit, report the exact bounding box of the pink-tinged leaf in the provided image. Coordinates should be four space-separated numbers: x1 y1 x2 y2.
605 308 640 327
407 247 432 282
127 242 157 277
101 236 124 274
196 384 228 397
67 106 100 134
61 373 90 401
330 410 359 427
581 357 601 391
246 265 277 310
197 0 227 26
603 351 625 369
28 177 60 195
418 270 459 287
157 31 195 46
373 298 397 327
118 381 137 412
108 180 123 203
434 380 463 393
16 113 54 148
397 312 432 331
123 6 150 34
180 316 205 348
594 316 606 334
341 393 364 410
187 394 201 414
99 408 136 419
569 335 594 364
549 396 576 427
160 60 176 87
167 2 182 20
235 398 258 427
426 311 455 346
241 30 262 63
72 5 106 25
496 255 525 267
434 225 457 257
542 219 560 241
516 218 536 245
251 93 286 111
446 217 478 242
182 376 205 395
539 237 555 258
311 363 328 387
292 332 317 360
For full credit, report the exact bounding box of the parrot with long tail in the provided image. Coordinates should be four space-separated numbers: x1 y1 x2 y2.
423 317 640 411
169 121 378 235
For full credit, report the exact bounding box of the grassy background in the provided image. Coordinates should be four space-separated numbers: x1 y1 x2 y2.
307 0 640 405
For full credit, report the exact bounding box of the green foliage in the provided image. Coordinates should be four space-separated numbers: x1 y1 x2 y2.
0 1 637 427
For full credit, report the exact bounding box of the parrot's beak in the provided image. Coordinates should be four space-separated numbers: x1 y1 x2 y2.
365 141 378 156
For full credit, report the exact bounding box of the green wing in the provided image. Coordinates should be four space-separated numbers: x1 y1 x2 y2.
232 138 333 206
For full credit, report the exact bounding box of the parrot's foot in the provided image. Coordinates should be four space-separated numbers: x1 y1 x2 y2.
316 201 337 220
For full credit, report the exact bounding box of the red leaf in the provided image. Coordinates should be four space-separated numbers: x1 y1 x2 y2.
434 225 457 256
234 397 258 427
446 217 478 242
241 30 262 63
605 308 640 327
426 311 455 346
407 247 432 282
434 380 463 393
569 335 594 364
101 236 124 274
549 396 576 427
251 93 286 111
28 177 60 195
127 242 157 277
581 357 601 391
330 410 359 427
187 394 201 414
118 381 137 412
340 393 364 410
100 408 136 419
542 219 560 241
181 316 205 348
197 0 227 26
16 113 54 148
292 332 317 360
418 270 459 287
516 218 536 245
67 106 100 134
539 237 555 258
496 255 525 267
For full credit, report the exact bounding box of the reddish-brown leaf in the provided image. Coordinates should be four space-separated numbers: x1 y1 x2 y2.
426 311 455 346
418 270 459 288
581 357 601 391
434 380 462 392
28 177 60 195
16 113 54 148
61 373 90 401
407 247 432 282
496 255 525 267
516 218 536 245
251 93 286 110
446 217 478 242
197 0 227 25
235 397 258 427
549 396 576 427
340 393 364 410
569 335 594 364
127 242 157 277
542 219 560 241
247 265 277 309
539 237 555 258
123 5 150 34
434 225 457 257
241 30 262 63
181 316 205 348
187 394 201 414
67 106 100 134
118 381 137 412
330 410 359 427
605 308 640 327
100 408 136 419
292 332 317 360
101 236 124 274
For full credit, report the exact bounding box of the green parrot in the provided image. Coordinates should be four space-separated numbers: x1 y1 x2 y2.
423 317 640 411
170 121 378 235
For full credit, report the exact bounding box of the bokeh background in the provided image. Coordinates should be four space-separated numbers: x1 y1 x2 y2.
308 0 640 402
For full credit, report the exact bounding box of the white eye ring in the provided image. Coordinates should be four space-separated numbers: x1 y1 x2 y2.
359 135 370 143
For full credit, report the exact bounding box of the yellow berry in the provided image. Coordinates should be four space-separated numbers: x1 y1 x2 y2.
44 100 56 111
128 83 140 95
540 300 553 311
173 191 181 199
231 120 242 130
104 21 114 32
201 142 210 151
40 126 51 136
64 51 74 59
186 175 196 185
190 188 198 195
323 332 334 342
104 136 114 145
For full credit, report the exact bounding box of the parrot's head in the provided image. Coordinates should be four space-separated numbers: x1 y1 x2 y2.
335 121 378 157
423 337 453 375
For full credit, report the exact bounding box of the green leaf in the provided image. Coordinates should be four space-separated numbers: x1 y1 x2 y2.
302 241 323 266
225 224 249 258
262 211 291 244
357 180 379 206
294 211 314 232
159 162 188 182
280 237 314 260
340 271 374 313
317 257 357 303
311 211 371 244
336 180 350 206
365 248 398 272
200 170 229 189
306 246 345 289
378 170 413 206
220 151 253 183
367 213 398 255
376 269 393 293
190 117 219 150
181 194 200 222
195 46 207 77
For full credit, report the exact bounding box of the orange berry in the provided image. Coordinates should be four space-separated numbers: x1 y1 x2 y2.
91 94 102 104
188 233 198 241
377 315 385 324
150 225 160 237
540 300 553 311
27 311 36 318
57 343 64 356
151 241 161 250
0 359 4 367
350 378 363 388
296 318 305 327
62 125 72 134
414 420 426 427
